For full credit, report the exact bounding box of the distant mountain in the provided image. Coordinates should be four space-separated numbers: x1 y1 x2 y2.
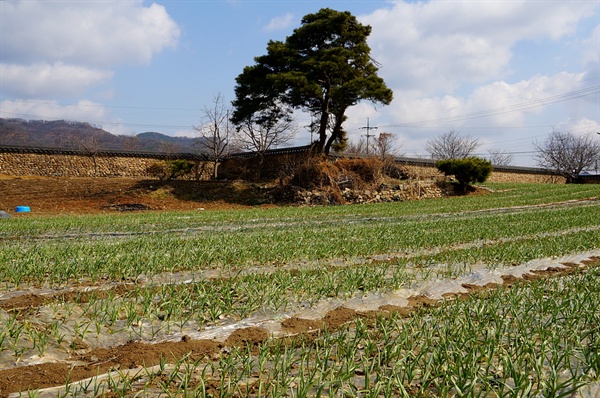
0 118 199 153
133 132 197 153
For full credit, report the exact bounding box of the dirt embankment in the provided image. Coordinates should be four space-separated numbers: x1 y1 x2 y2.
0 175 457 216
0 176 280 215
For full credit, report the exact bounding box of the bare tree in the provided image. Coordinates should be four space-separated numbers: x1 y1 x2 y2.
194 94 232 179
68 131 103 176
158 141 181 160
119 135 140 151
344 137 368 157
487 149 513 166
343 133 401 158
235 116 296 178
373 132 401 159
534 130 600 183
425 130 480 160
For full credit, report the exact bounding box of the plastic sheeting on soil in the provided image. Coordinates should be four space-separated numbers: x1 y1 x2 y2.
157 250 600 343
7 250 600 397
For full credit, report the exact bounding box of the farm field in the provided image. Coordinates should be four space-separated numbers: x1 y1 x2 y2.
0 182 599 396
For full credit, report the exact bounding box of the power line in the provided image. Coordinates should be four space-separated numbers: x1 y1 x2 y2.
0 99 199 112
380 85 600 129
0 111 193 130
2 84 598 135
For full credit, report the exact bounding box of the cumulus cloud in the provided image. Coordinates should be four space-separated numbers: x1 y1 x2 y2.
381 72 589 132
263 13 294 32
0 99 109 122
361 1 598 93
1 1 180 67
0 0 180 103
1 63 113 98
566 118 600 136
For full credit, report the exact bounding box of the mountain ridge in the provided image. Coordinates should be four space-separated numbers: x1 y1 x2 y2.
0 118 198 153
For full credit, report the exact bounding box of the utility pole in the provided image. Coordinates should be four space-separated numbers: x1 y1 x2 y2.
304 117 317 143
597 133 599 174
360 118 378 155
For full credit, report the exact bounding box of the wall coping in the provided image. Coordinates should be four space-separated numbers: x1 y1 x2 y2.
0 144 559 176
0 145 206 160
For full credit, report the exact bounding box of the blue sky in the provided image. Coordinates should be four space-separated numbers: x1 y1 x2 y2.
1 0 599 166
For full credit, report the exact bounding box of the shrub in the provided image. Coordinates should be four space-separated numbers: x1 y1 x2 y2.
436 157 493 192
335 158 383 183
147 161 169 181
290 156 340 190
279 156 408 205
147 159 195 181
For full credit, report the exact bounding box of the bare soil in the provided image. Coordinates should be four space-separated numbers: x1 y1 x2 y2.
0 174 487 217
0 174 587 395
0 175 278 215
0 259 597 395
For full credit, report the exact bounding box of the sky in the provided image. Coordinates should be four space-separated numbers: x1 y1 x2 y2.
1 0 599 167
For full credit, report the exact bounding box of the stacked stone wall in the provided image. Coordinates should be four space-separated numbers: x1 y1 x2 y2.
0 153 153 177
487 170 565 184
0 152 213 179
395 165 566 184
402 164 444 180
0 150 563 184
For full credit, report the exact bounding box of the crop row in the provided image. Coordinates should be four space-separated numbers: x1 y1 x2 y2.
17 262 600 397
1 183 597 238
0 230 597 371
1 197 598 287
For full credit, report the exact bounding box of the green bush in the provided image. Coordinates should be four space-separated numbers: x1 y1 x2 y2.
436 157 493 192
147 159 195 181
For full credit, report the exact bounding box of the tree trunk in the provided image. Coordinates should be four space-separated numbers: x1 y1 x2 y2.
255 152 265 180
212 161 219 180
323 110 345 155
315 84 332 153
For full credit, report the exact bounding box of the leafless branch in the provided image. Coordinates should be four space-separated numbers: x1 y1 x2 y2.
194 94 232 179
487 149 513 166
425 130 480 160
534 130 600 182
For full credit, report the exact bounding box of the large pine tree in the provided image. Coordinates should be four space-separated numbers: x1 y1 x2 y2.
231 8 393 154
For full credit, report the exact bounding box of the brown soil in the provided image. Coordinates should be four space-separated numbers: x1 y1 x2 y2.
0 175 278 215
0 259 597 395
0 175 594 395
0 174 487 216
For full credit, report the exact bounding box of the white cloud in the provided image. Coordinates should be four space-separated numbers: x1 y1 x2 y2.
554 118 600 136
381 72 588 132
0 99 109 123
465 72 587 127
0 0 181 124
582 24 600 83
1 1 181 68
263 13 294 32
0 63 113 98
361 1 598 93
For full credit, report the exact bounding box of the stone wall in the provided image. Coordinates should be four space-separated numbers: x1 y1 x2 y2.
402 164 444 180
0 152 157 177
0 150 212 180
0 147 563 183
487 170 565 184
396 160 565 184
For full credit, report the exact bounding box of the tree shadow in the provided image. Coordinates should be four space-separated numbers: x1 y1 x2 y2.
131 179 276 207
